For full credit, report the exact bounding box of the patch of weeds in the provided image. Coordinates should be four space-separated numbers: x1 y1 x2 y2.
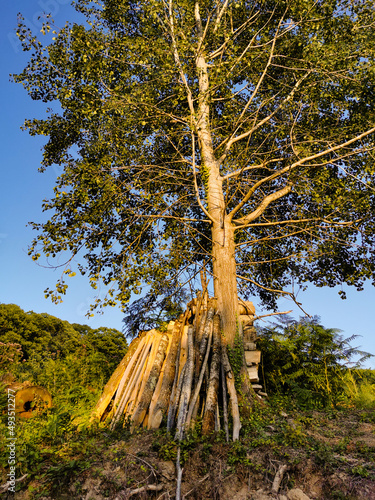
155 437 178 461
330 491 350 499
354 441 374 461
334 437 351 454
276 422 308 447
314 444 338 472
296 414 314 428
359 411 375 423
351 465 369 478
227 441 249 466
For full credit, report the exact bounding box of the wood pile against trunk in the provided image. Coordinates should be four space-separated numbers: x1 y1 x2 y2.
92 292 265 440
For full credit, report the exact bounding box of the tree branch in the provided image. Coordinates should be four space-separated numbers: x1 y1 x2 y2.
232 184 292 227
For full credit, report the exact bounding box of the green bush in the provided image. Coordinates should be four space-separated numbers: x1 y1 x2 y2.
258 316 373 410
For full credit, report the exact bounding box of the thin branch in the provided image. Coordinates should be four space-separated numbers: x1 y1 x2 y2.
213 0 230 33
219 71 312 163
167 0 196 117
236 274 310 316
222 158 282 181
254 310 293 321
230 128 375 223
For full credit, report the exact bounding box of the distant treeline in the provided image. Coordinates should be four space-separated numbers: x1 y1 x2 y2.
0 303 128 390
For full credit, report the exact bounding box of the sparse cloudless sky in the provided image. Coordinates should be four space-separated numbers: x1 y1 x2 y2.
1 1 374 367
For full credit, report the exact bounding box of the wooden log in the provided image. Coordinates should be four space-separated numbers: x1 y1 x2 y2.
245 350 261 365
112 331 151 412
147 327 174 428
166 328 184 432
247 365 259 382
175 447 183 500
167 361 186 431
175 325 195 440
185 327 213 430
133 333 162 408
222 347 241 441
202 314 221 435
272 464 288 494
148 319 184 429
177 325 188 380
238 300 255 315
91 330 147 422
110 334 153 429
199 307 215 362
123 349 150 419
131 333 170 428
125 333 162 420
193 290 203 331
239 314 254 325
221 361 230 442
215 401 221 431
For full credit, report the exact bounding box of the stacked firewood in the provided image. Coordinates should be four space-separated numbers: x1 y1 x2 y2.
92 292 260 441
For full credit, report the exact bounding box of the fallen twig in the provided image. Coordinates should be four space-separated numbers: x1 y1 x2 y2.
115 483 164 499
0 474 28 493
271 464 288 494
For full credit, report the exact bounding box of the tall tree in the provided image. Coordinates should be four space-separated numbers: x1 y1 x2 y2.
14 0 375 346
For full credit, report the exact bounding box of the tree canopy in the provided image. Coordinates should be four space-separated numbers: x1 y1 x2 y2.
14 0 375 340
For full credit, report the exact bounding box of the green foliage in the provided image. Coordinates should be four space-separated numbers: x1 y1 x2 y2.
0 305 129 495
0 341 23 372
258 316 373 409
0 303 128 385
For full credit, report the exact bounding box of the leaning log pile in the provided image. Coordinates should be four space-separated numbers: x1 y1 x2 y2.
92 292 263 441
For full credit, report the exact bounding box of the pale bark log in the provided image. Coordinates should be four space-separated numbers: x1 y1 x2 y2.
202 314 221 435
147 324 177 429
185 326 213 430
91 330 147 421
133 333 162 411
110 334 153 429
175 325 195 440
167 362 186 432
131 333 170 428
193 290 203 331
166 329 183 431
177 325 188 379
215 401 220 431
221 361 230 442
198 307 214 361
175 446 183 500
222 347 241 440
112 332 151 411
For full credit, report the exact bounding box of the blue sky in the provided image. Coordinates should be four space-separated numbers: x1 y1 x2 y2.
1 1 374 367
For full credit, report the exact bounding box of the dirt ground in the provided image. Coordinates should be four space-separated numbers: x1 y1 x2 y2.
4 409 375 500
